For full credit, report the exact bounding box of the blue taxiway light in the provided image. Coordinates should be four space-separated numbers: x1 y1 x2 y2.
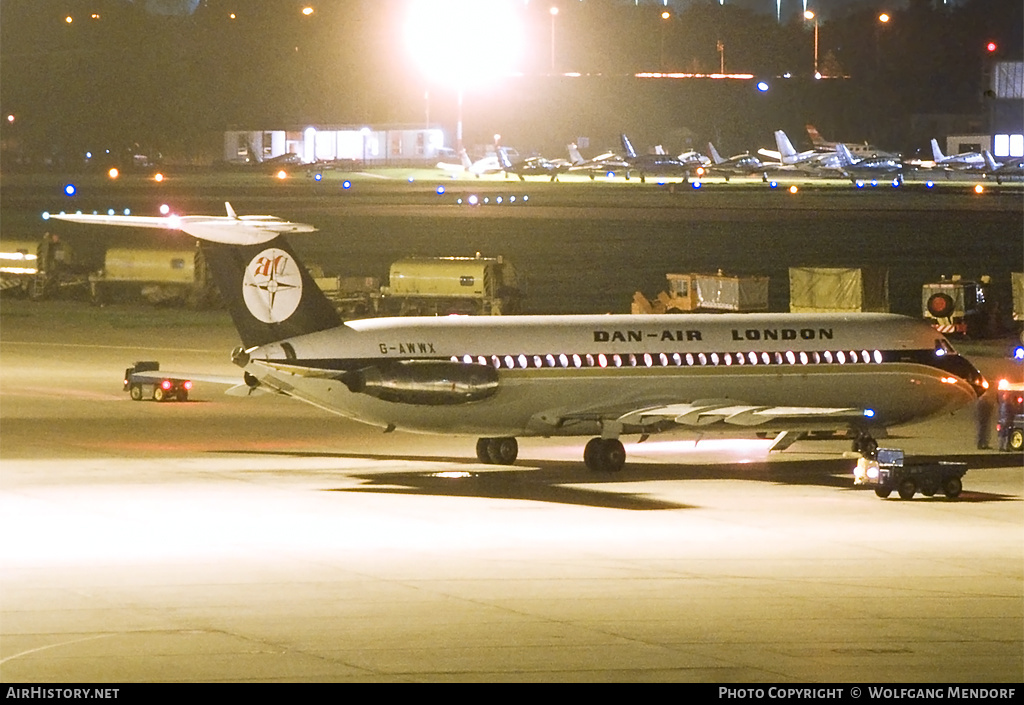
436 185 445 195
64 184 76 196
342 180 352 190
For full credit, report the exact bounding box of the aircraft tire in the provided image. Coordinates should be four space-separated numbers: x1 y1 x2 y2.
487 437 518 465
476 438 493 464
584 438 625 473
153 387 166 402
897 478 917 500
943 477 963 499
874 486 892 499
129 384 143 401
1009 429 1023 452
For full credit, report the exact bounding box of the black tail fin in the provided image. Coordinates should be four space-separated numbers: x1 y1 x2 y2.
200 235 342 349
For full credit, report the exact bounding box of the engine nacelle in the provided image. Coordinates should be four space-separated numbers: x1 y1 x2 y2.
342 360 499 405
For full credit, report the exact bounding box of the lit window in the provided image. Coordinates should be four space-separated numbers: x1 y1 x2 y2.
643 353 653 368
546 354 556 368
559 354 569 368
572 354 582 368
586 354 595 367
837 351 846 364
659 353 669 367
710 353 719 366
761 352 771 365
786 351 796 365
478 356 487 366
774 352 783 365
748 352 758 365
823 350 833 363
628 354 637 367
686 353 695 366
533 355 543 368
518 354 528 369
723 353 732 366
861 350 870 363
873 350 883 364
673 353 682 366
735 352 745 365
612 354 622 368
598 354 608 368
698 353 707 366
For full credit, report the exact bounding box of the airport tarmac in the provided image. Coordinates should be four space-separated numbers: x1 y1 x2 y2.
0 302 1021 683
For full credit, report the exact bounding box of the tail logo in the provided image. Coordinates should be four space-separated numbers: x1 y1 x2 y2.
242 248 303 323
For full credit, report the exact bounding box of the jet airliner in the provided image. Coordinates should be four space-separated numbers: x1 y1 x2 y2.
53 206 988 472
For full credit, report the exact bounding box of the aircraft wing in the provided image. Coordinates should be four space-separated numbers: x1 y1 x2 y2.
50 213 177 230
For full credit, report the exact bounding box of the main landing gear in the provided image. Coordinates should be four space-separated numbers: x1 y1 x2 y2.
476 437 518 465
474 436 628 472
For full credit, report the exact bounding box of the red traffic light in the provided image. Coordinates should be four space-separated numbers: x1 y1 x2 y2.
986 41 998 52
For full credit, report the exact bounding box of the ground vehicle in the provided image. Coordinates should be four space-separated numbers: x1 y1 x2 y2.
854 448 967 500
921 275 989 337
316 254 522 318
124 361 192 402
90 244 217 308
789 267 889 313
632 271 769 314
996 380 1024 452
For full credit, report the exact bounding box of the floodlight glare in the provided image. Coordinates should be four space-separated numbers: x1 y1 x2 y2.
405 0 524 88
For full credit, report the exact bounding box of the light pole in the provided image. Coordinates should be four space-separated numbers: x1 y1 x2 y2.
549 7 558 73
660 11 670 72
876 13 890 69
803 10 819 78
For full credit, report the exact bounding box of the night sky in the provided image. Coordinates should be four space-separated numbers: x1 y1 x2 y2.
1 0 1019 164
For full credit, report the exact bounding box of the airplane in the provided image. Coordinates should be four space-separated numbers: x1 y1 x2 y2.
930 139 986 170
619 133 706 182
834 143 905 184
705 142 770 180
435 148 503 177
496 146 571 182
981 150 1024 183
566 143 630 179
52 205 990 472
763 130 841 170
806 124 898 160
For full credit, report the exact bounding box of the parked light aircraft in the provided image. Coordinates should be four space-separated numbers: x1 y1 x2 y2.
496 146 570 182
764 129 840 170
435 148 504 177
982 150 1024 183
618 134 705 182
705 142 769 179
52 204 989 472
835 143 905 183
806 124 898 159
930 139 985 170
566 143 630 179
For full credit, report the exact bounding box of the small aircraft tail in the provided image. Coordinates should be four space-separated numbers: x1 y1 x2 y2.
707 142 725 165
620 133 637 159
835 142 857 168
568 143 585 165
806 124 828 148
982 149 1000 172
774 130 799 162
930 138 946 162
200 234 342 350
496 145 514 171
460 148 473 170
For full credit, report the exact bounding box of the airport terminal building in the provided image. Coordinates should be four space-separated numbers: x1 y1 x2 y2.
223 124 446 166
